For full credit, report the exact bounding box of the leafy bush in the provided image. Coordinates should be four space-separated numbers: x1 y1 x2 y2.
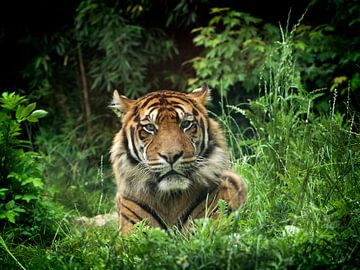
190 5 360 110
308 0 360 93
190 8 279 93
0 92 66 247
0 92 47 224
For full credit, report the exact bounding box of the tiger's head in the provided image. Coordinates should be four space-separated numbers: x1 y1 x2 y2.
110 85 229 196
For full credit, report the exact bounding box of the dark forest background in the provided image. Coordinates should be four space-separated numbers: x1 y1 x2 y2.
1 0 359 114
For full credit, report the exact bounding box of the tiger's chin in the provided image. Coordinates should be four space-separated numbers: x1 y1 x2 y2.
157 175 191 192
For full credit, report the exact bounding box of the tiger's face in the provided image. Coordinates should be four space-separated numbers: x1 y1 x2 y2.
111 85 229 195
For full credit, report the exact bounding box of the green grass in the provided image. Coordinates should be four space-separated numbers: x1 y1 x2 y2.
1 31 359 269
35 120 116 217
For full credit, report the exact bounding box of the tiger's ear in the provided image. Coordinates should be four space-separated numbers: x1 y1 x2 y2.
187 84 211 105
110 90 135 117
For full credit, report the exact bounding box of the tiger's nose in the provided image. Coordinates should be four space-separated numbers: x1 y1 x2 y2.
158 151 183 165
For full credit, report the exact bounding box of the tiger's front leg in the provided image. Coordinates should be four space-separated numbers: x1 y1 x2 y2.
116 195 139 234
116 194 167 234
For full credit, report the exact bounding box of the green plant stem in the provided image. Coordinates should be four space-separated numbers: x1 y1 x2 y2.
0 235 27 270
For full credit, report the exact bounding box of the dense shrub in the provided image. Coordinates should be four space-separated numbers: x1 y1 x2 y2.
190 5 360 110
0 92 47 225
190 8 278 93
0 92 64 245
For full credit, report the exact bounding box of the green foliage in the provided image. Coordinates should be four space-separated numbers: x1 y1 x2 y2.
1 204 359 269
292 20 360 98
22 33 74 100
312 0 360 92
0 92 66 247
76 0 177 98
0 92 47 224
190 4 360 109
165 0 209 28
190 8 279 93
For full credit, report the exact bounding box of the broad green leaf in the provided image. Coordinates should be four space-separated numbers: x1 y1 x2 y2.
21 177 44 188
4 210 16 223
15 105 24 120
16 103 36 122
22 103 37 118
27 109 48 122
15 194 38 203
0 188 8 195
5 200 15 210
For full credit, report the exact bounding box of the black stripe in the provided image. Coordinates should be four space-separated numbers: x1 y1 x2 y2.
159 97 169 105
147 102 161 109
157 107 166 114
121 212 136 225
199 118 206 154
147 101 184 111
141 94 196 110
169 101 182 105
202 143 215 159
123 196 168 230
176 185 218 228
172 105 185 112
148 106 159 115
167 95 195 106
172 96 204 114
121 203 143 222
129 126 141 161
141 94 162 108
158 113 165 122
122 129 138 165
149 105 182 122
140 95 204 124
134 115 140 123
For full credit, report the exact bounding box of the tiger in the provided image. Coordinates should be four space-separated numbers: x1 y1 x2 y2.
110 85 247 234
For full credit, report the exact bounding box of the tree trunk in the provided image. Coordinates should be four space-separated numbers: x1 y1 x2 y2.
77 42 92 135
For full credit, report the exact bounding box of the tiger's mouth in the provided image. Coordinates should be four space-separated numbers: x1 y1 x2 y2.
158 170 187 182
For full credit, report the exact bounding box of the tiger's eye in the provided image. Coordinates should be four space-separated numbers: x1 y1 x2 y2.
143 123 156 133
180 120 193 130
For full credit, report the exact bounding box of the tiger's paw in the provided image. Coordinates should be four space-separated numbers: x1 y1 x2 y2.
218 171 247 211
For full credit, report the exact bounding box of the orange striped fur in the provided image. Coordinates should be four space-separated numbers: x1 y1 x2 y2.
110 85 247 234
